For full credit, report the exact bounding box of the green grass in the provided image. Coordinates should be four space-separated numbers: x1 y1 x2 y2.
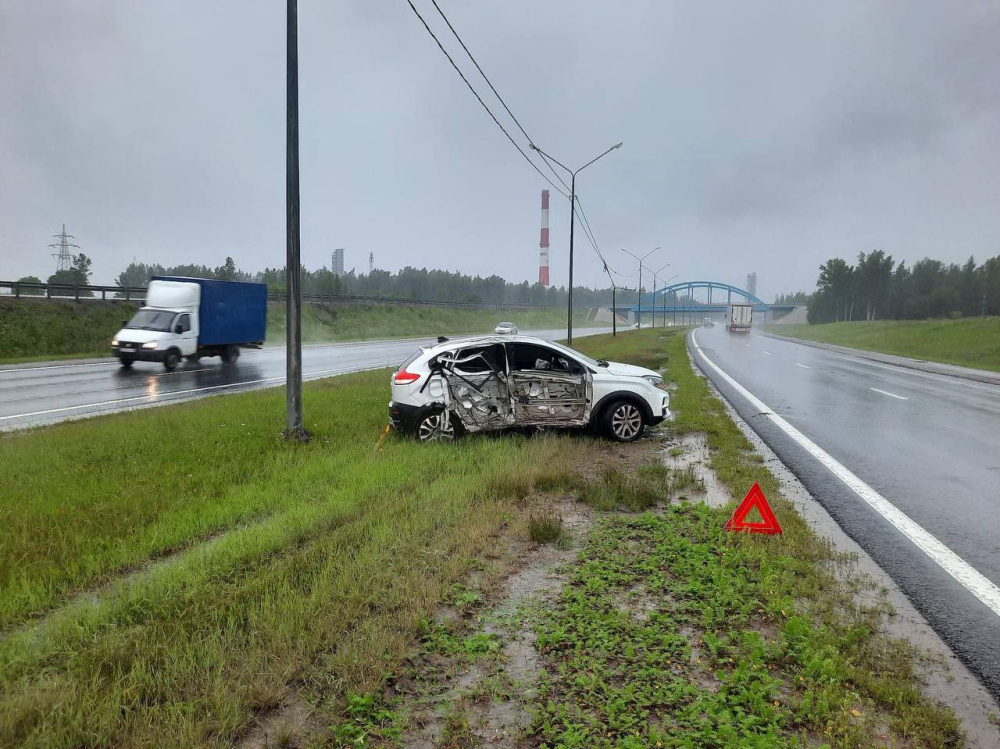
0 298 604 362
268 302 603 344
528 328 963 748
0 372 600 747
765 317 1000 372
0 298 138 361
0 327 964 747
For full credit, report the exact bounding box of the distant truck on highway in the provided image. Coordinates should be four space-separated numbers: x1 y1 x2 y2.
112 276 267 370
726 303 753 333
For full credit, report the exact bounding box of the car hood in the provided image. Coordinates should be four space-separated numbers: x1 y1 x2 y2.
602 361 660 379
115 328 168 344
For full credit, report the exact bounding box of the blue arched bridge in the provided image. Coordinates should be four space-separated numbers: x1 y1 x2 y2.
615 280 798 323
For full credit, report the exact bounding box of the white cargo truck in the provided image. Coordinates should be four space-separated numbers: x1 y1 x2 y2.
726 303 753 333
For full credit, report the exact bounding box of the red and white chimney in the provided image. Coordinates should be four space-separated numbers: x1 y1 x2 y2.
538 190 550 286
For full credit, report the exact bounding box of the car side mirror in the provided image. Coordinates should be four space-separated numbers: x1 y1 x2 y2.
121 320 128 327
175 324 184 334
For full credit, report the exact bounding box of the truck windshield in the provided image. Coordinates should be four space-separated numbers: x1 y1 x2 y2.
125 310 176 332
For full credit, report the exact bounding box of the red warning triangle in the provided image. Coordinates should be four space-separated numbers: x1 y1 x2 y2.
724 482 782 535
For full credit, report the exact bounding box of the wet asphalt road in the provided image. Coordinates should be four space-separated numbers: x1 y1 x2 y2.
0 328 602 431
691 325 1000 699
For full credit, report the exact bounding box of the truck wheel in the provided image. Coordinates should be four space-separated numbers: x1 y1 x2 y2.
163 349 181 371
119 357 134 369
601 399 645 442
221 345 240 364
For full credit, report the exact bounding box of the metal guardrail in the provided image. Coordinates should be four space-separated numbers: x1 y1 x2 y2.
0 281 146 301
0 281 552 311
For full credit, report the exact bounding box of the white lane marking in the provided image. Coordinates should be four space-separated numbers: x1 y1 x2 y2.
763 351 773 356
0 364 377 422
870 387 908 401
745 343 751 348
795 362 811 369
0 360 116 374
690 330 1000 619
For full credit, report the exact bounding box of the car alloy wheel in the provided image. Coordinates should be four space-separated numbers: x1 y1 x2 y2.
417 411 455 442
611 403 643 441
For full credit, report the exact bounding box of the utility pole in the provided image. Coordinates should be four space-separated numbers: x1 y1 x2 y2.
529 141 622 345
621 246 659 329
600 262 618 337
284 0 309 442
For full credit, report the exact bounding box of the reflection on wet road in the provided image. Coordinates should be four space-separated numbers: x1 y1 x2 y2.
0 328 602 431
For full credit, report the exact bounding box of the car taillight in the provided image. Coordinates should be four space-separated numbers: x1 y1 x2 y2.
394 367 421 384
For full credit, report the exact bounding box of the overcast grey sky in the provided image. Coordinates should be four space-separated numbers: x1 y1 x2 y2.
2 1 999 299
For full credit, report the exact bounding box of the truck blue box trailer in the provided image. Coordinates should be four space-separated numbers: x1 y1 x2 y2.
152 276 268 346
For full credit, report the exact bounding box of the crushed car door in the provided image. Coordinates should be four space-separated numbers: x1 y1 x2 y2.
434 343 514 433
505 342 592 426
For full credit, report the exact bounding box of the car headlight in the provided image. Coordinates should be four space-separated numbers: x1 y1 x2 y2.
643 374 666 390
111 338 118 347
142 341 158 350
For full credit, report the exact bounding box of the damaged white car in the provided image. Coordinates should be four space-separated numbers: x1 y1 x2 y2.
389 335 670 443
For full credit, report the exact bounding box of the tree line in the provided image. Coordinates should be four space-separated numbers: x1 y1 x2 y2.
108 259 643 308
805 250 1000 324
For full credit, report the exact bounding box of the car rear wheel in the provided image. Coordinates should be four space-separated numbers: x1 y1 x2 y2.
602 399 645 442
417 410 456 443
119 357 134 369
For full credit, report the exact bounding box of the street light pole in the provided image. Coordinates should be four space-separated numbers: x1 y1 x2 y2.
650 262 670 330
621 246 659 329
530 142 622 346
284 0 309 442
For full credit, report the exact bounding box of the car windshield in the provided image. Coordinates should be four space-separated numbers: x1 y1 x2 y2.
544 340 604 368
125 309 176 332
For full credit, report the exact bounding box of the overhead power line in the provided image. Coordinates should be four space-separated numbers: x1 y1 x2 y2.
406 0 569 198
428 0 571 194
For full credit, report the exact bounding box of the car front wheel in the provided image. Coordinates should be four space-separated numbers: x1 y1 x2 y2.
163 349 181 371
602 399 645 442
417 409 456 442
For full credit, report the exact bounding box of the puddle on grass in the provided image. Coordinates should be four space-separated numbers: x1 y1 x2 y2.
238 693 319 749
660 432 731 508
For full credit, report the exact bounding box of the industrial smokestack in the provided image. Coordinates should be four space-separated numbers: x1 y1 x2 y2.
538 189 550 286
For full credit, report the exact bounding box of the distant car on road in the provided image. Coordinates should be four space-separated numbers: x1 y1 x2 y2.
389 334 670 443
494 321 518 334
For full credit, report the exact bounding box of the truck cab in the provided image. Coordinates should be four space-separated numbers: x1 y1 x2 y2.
112 278 266 370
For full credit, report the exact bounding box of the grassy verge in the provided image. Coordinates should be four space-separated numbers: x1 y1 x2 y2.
0 329 963 747
267 303 603 344
765 318 1000 372
0 298 138 362
528 329 961 747
0 298 604 363
0 371 602 747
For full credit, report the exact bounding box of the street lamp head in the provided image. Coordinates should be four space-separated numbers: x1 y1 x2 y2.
613 142 623 149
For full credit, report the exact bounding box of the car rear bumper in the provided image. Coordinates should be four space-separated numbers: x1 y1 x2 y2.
389 401 438 434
